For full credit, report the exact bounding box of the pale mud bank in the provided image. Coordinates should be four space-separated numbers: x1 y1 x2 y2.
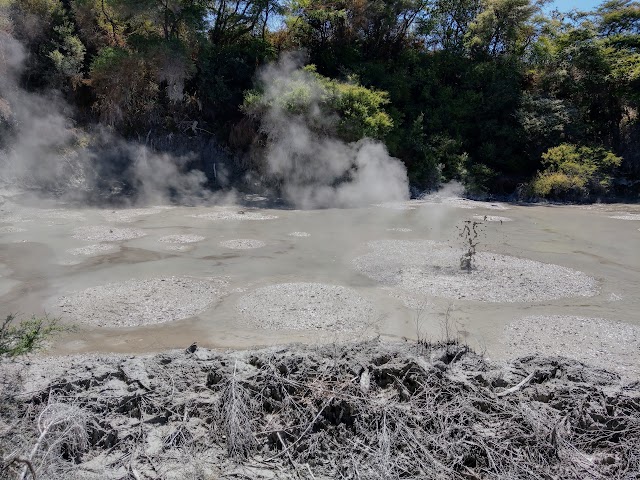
353 240 598 303
55 276 224 328
158 234 205 244
220 239 266 249
72 225 147 242
288 231 311 237
386 227 412 232
237 282 375 332
501 315 640 380
1 341 638 480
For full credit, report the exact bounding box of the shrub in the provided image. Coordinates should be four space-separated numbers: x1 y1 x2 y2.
0 314 65 358
528 143 622 200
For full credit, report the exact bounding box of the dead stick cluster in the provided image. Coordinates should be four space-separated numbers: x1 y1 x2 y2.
1 339 639 479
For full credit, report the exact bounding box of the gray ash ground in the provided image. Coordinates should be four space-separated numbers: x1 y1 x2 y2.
55 277 224 328
353 240 598 303
2 341 638 480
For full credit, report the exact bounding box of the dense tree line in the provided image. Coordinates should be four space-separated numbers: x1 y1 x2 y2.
1 0 639 200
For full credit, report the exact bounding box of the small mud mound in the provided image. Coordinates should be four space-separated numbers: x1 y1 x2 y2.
158 234 205 244
353 240 597 303
473 215 512 222
66 244 119 256
502 316 640 379
237 282 374 332
191 210 278 221
609 213 640 220
0 226 26 233
56 277 221 327
220 239 266 249
288 231 311 237
72 226 146 242
101 207 167 223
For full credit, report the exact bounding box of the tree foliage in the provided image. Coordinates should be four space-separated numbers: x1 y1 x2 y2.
3 0 639 198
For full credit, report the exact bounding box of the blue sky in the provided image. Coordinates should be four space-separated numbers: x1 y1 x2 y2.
546 0 603 12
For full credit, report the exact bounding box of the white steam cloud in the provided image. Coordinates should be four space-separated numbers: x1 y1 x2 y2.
0 30 207 205
253 55 409 209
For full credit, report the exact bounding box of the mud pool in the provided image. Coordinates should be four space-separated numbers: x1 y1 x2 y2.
1 192 639 377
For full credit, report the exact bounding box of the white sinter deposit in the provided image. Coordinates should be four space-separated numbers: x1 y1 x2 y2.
237 282 375 332
289 232 311 237
353 240 598 303
56 277 223 328
72 226 147 242
386 228 412 232
158 234 205 244
502 315 640 380
220 239 266 249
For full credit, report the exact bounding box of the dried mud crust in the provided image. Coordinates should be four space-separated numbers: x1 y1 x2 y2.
502 315 640 380
353 240 598 303
55 276 224 327
3 341 638 480
237 282 375 332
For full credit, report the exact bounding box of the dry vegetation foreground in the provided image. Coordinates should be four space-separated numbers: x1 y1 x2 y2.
1 340 639 479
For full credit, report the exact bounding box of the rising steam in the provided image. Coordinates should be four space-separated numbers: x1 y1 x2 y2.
251 55 410 209
0 30 207 205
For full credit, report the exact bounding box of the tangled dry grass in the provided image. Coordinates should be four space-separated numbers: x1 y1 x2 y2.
1 340 639 479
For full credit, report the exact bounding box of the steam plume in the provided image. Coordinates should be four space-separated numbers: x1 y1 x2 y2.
0 30 207 205
253 55 410 209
